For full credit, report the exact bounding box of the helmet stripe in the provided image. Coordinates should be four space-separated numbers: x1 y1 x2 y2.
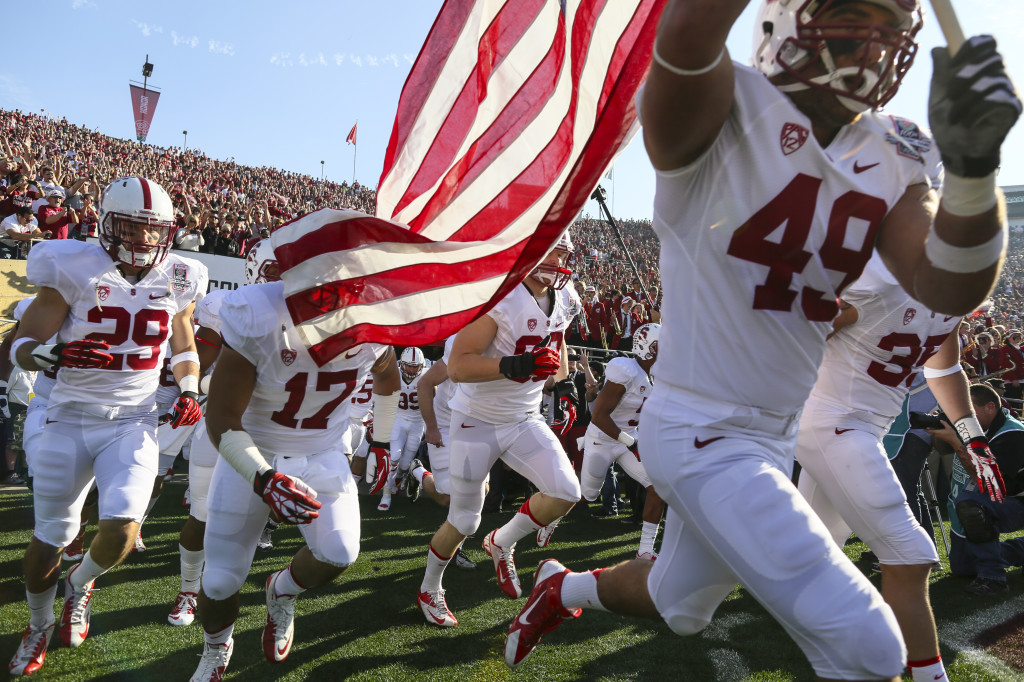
138 176 153 210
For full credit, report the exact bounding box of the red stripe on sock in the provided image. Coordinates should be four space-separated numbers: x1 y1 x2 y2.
908 655 942 668
428 544 453 561
591 568 604 580
286 563 310 590
520 497 543 526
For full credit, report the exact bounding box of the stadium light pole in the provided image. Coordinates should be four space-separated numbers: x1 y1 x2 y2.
182 130 188 150
321 160 325 180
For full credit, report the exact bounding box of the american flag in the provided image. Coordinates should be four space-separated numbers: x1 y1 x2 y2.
274 0 665 365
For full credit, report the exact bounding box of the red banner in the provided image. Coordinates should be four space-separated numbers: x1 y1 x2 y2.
129 84 161 142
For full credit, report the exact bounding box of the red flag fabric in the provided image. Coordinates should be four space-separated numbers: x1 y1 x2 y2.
129 85 161 142
274 0 664 365
346 123 357 145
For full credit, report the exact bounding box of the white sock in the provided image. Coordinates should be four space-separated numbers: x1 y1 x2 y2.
420 545 453 592
639 521 659 555
26 584 58 627
493 499 543 548
70 551 107 588
909 657 947 682
204 623 234 646
179 545 205 594
272 564 306 598
560 570 608 611
412 465 430 484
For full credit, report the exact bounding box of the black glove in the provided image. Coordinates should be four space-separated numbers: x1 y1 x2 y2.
929 35 1022 178
499 336 559 380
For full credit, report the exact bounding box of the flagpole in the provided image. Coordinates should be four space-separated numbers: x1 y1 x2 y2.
352 119 357 184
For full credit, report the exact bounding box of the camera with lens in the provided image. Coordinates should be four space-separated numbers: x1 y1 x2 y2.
909 411 948 430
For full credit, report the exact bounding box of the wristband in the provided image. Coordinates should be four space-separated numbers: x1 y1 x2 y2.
372 390 399 442
922 363 962 379
954 415 986 444
924 222 1006 274
170 350 200 369
940 172 999 217
653 42 725 77
218 429 272 486
617 431 636 448
178 374 200 395
10 337 40 370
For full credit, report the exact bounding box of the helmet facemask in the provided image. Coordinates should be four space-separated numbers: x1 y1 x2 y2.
531 244 573 291
757 0 922 112
101 213 175 268
245 240 281 284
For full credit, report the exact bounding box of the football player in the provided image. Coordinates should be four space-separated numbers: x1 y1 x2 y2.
417 232 581 628
189 242 400 681
9 176 206 677
581 323 665 560
378 346 426 510
795 250 989 682
503 1 1020 678
166 241 277 628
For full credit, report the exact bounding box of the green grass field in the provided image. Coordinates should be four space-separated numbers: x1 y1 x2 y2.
2 475 1023 681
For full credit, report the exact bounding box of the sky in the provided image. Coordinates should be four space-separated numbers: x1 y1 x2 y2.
2 0 1022 222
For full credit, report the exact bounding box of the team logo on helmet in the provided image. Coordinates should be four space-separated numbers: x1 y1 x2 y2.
903 308 916 325
281 349 297 366
96 285 110 301
780 123 809 156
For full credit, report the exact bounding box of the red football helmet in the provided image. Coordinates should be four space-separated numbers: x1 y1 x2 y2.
531 230 574 291
99 176 177 268
753 0 923 112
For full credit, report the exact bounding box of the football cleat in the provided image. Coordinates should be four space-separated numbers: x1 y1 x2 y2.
636 551 658 562
536 519 560 548
263 571 296 663
453 548 477 571
59 565 94 648
417 588 458 627
9 622 54 676
257 521 276 551
483 530 522 599
168 591 198 626
190 639 233 682
504 559 581 669
62 526 86 562
377 493 392 512
131 531 146 553
405 459 425 502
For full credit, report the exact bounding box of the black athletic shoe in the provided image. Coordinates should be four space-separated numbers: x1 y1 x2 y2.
965 577 1008 596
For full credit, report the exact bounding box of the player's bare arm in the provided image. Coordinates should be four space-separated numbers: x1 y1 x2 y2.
418 358 448 446
194 325 222 386
205 346 257 449
10 287 69 370
370 345 401 394
447 315 502 383
168 302 200 385
641 0 747 170
591 380 628 441
923 328 973 422
876 183 1004 316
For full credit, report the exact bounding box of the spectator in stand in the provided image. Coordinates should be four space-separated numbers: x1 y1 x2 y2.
36 188 76 240
0 175 40 219
33 167 63 212
211 225 237 257
613 297 642 353
174 215 204 252
998 330 1024 402
1 207 45 258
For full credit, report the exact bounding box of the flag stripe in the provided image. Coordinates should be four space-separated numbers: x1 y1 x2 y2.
276 0 665 364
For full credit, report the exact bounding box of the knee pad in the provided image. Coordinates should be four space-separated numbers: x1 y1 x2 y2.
201 567 246 601
663 609 714 636
840 603 906 679
447 497 483 537
956 500 999 543
33 519 80 550
310 542 358 569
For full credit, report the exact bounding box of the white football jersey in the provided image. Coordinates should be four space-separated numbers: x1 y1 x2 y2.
649 63 932 415
26 241 208 408
808 253 959 418
433 335 457 432
13 296 51 401
449 283 574 424
396 370 424 423
219 281 387 455
599 357 652 439
350 376 374 422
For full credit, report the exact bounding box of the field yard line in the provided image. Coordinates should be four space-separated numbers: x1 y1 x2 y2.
938 594 1024 681
701 612 754 681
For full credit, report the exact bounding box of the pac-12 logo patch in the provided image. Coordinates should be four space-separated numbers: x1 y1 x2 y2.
281 349 297 366
172 263 189 292
95 285 110 301
527 319 537 331
903 308 916 325
780 122 809 156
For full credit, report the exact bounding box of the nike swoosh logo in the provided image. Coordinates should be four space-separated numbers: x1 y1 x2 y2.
461 423 475 429
426 610 446 625
835 428 853 435
853 161 879 174
693 436 725 449
149 293 169 300
344 348 361 358
277 642 289 656
45 418 58 424
518 595 543 626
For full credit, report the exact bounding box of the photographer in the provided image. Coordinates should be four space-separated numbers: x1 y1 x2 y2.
174 215 204 251
929 383 1024 594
